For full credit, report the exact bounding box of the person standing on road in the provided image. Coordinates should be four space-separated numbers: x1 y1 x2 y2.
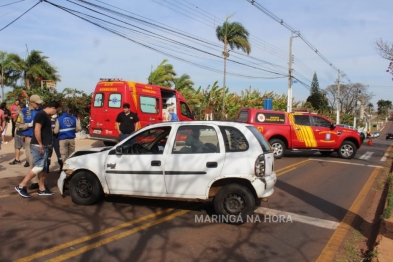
46 113 62 172
15 101 60 198
168 106 179 121
9 111 26 165
19 95 43 189
10 99 20 138
0 102 11 144
54 106 81 170
116 103 140 141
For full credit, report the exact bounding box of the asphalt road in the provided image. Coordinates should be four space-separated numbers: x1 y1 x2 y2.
1 122 392 262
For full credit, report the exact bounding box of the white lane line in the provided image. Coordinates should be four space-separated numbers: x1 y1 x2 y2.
380 153 388 162
255 207 339 230
359 151 374 160
308 158 383 168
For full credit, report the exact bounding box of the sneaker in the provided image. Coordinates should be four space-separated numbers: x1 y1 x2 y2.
29 183 39 190
24 162 30 167
15 186 30 198
37 189 54 196
9 159 22 165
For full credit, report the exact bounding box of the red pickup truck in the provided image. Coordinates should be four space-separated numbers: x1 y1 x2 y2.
236 108 362 159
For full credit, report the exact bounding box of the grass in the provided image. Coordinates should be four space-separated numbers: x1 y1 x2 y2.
335 231 363 262
382 173 393 219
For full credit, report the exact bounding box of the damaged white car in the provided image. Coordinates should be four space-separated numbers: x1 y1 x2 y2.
58 121 277 221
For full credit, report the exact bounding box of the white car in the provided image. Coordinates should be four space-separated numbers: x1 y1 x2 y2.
58 121 277 222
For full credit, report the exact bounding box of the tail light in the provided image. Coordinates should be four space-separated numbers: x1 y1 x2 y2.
254 154 266 177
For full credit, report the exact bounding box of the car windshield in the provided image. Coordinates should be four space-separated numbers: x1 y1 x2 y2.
246 126 272 153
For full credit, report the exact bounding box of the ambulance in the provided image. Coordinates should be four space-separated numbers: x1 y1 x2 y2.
89 79 195 145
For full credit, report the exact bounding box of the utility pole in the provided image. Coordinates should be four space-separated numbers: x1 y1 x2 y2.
336 70 341 124
287 33 293 113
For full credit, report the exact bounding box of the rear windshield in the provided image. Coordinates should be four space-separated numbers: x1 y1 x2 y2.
255 113 285 124
237 111 249 122
246 126 272 153
93 93 104 108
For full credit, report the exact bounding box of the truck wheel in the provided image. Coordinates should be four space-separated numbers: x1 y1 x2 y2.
269 139 285 159
69 171 104 205
214 184 255 224
337 141 357 159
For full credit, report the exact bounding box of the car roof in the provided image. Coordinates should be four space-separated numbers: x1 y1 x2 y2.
145 121 254 128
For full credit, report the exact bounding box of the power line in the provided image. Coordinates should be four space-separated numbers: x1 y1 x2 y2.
245 0 350 82
0 0 40 32
0 0 25 8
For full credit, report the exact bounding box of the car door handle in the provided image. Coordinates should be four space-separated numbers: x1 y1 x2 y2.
206 162 217 168
105 119 110 122
151 160 161 166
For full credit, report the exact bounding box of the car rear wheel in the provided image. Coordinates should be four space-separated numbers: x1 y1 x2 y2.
337 141 357 159
69 171 104 205
269 139 285 159
214 184 255 224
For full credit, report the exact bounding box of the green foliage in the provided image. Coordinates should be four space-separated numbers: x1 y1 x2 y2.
148 59 176 87
377 99 392 115
310 72 320 95
173 74 194 92
5 87 92 130
216 15 251 55
306 92 329 112
383 173 393 219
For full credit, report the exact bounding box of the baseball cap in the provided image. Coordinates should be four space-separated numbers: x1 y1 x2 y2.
30 94 43 104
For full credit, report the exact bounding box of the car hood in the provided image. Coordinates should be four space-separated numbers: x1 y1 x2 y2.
68 146 112 159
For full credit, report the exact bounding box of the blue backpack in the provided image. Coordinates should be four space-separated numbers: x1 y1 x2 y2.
170 112 179 121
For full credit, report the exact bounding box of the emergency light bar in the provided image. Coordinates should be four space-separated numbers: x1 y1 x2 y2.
99 78 123 82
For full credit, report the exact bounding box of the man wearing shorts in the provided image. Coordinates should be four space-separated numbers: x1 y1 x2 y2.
9 125 24 165
15 101 59 198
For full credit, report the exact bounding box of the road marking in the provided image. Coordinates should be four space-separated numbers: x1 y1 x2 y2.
316 167 381 261
308 158 383 168
255 207 340 230
46 209 190 262
380 153 388 162
276 167 296 177
14 208 175 262
275 159 310 173
0 194 10 199
359 151 374 160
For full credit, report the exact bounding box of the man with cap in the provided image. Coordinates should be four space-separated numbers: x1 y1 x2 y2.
54 106 81 170
18 94 43 189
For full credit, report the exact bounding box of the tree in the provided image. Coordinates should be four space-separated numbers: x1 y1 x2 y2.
367 103 373 114
216 15 251 116
173 74 194 92
148 59 176 88
375 38 393 79
377 99 392 115
0 51 24 101
23 50 60 89
309 72 320 95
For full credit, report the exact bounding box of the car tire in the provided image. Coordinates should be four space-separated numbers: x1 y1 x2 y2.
214 184 256 224
337 141 357 159
269 139 285 159
69 171 104 205
319 151 332 156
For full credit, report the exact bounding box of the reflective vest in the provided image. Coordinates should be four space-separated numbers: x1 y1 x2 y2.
21 107 41 137
58 113 77 140
170 112 179 121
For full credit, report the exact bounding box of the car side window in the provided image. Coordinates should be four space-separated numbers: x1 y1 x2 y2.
219 126 249 152
180 102 191 118
312 116 331 127
172 125 219 154
121 127 171 155
294 115 311 126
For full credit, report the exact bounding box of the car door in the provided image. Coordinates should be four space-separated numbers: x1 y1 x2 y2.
311 116 337 148
164 124 224 198
104 126 171 196
291 115 317 148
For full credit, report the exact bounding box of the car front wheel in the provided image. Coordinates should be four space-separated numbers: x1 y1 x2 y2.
269 139 285 159
214 184 256 224
337 141 357 159
69 171 104 205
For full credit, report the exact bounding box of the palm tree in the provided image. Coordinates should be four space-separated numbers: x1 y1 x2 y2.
216 15 251 116
148 59 176 88
23 50 60 89
0 51 24 101
173 74 194 92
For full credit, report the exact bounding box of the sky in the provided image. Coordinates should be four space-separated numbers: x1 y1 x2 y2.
1 0 392 106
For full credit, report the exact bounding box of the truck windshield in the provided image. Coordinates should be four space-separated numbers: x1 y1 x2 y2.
246 126 272 153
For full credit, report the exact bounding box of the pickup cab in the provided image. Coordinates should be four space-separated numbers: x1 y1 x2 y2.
236 108 362 159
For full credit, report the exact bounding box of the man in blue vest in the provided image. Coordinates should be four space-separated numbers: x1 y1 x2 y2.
54 106 81 171
18 95 43 189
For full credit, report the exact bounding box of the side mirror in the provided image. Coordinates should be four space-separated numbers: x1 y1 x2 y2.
190 111 195 120
330 123 336 129
115 146 123 155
